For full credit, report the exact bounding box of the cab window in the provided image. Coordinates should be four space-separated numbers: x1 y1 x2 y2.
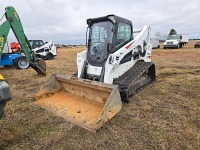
115 23 132 50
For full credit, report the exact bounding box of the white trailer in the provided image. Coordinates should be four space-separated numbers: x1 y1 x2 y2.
150 36 160 49
180 34 189 43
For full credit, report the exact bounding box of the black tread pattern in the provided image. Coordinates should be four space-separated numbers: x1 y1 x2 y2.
113 61 155 101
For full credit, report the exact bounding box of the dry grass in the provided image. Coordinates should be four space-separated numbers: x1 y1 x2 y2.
0 41 200 149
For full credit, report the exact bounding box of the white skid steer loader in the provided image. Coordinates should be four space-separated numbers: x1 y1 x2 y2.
29 40 57 60
35 15 156 132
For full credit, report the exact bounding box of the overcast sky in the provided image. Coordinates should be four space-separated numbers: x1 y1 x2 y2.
1 0 200 44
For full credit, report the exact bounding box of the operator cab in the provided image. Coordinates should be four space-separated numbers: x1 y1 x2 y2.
29 40 44 49
86 15 133 66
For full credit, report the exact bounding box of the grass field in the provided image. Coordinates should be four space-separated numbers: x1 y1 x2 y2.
0 41 200 149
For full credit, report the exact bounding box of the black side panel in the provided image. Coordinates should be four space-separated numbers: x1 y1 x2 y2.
80 60 88 78
45 49 50 52
119 51 140 64
99 66 105 82
119 51 132 64
36 49 44 53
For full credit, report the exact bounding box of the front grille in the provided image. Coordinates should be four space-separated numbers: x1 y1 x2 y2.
167 42 173 45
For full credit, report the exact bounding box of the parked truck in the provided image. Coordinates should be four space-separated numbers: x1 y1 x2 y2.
163 34 189 49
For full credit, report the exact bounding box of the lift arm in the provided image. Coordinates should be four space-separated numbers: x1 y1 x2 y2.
0 6 46 75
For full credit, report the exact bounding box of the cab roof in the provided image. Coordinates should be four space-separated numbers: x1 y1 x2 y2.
87 14 132 27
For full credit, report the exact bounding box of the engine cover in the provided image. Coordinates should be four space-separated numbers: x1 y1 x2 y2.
0 81 11 102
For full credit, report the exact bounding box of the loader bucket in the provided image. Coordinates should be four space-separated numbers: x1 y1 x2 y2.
35 74 122 132
30 58 46 76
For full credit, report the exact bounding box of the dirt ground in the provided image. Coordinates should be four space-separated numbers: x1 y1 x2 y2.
0 41 200 149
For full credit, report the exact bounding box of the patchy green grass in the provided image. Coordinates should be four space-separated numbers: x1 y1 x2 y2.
0 42 200 149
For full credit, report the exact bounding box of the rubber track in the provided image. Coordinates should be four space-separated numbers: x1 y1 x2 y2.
113 61 155 101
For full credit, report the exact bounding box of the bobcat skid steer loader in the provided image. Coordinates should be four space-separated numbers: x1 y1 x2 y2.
35 15 155 132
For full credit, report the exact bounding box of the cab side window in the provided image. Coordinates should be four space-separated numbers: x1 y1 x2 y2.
115 23 132 50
